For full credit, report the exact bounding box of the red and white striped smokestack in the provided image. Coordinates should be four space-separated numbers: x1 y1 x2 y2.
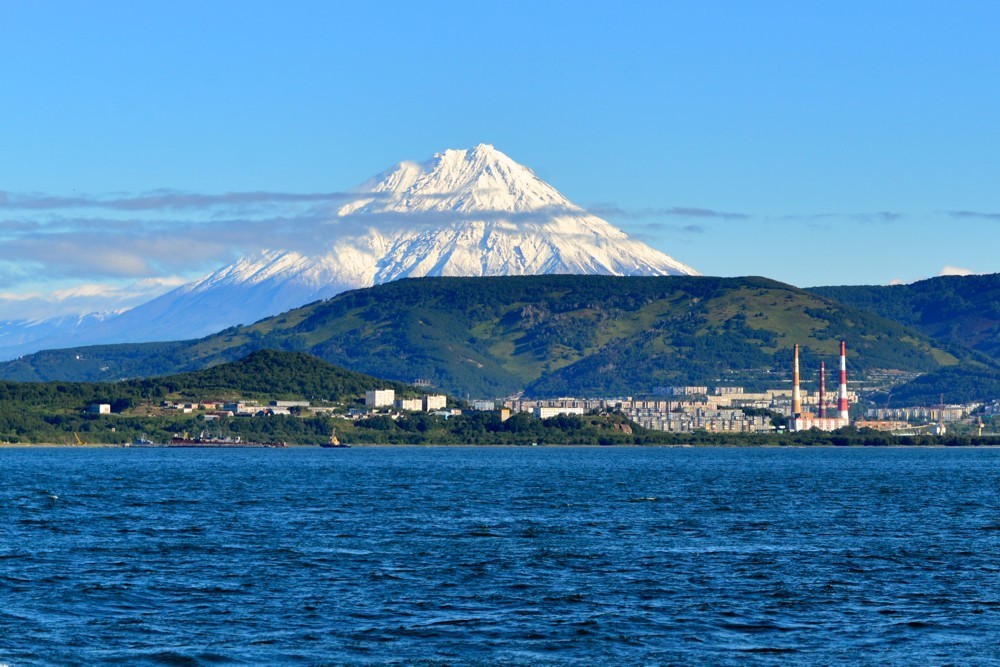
818 361 827 418
792 344 802 418
838 340 849 422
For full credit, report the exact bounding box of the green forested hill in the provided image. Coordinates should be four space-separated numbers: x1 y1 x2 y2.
0 350 423 444
142 349 418 400
0 275 974 398
871 363 1000 406
809 273 1000 362
0 350 415 411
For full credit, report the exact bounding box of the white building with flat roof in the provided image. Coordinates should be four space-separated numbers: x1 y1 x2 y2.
423 394 447 411
365 389 395 408
534 406 585 419
396 398 423 411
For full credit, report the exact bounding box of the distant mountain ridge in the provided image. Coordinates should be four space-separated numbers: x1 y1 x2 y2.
0 145 696 360
1 275 980 400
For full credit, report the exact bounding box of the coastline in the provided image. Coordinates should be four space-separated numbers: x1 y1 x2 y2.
3 442 998 449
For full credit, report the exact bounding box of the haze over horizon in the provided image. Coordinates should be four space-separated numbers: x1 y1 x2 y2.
2 1 998 321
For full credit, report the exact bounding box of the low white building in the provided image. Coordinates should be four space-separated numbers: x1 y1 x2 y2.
89 403 111 414
396 398 423 411
430 409 462 419
790 415 850 432
534 406 585 419
223 402 260 415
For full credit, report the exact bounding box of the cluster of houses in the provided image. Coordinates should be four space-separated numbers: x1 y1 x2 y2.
364 389 447 412
496 388 793 433
148 399 322 419
89 384 998 436
865 405 978 423
90 387 455 426
483 386 991 435
147 390 454 421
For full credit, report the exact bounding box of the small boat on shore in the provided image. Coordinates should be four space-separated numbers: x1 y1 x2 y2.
320 431 350 448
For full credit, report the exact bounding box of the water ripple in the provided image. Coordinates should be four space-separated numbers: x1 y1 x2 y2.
1 446 999 665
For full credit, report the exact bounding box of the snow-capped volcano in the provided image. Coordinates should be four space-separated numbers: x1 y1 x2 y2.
190 144 695 291
341 144 697 279
0 145 697 358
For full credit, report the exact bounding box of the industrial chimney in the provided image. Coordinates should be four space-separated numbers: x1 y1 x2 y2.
792 344 802 420
838 340 850 422
818 361 827 419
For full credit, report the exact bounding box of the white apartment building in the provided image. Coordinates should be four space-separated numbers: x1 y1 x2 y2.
365 389 395 408
396 398 423 411
423 394 447 411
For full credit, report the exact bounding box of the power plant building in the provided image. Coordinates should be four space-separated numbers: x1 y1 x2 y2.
790 341 852 432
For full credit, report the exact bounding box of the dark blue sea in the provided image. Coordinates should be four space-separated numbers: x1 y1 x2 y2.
2 446 999 666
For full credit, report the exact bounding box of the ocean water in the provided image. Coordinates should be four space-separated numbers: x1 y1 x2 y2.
1 446 999 666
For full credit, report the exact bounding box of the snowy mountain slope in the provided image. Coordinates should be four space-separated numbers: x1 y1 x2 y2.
0 145 697 359
0 312 115 353
343 144 696 278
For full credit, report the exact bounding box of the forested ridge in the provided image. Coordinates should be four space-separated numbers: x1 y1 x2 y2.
809 273 1000 362
1 275 979 399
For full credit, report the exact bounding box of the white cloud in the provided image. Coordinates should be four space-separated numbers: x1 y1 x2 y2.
0 189 364 212
0 276 188 320
588 203 749 220
939 265 975 277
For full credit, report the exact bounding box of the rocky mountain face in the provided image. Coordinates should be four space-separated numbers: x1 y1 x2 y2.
0 145 696 359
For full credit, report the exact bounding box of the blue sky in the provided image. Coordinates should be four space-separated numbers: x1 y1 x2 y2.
1 1 998 319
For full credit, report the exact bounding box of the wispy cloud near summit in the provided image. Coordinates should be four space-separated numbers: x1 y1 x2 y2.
0 190 366 212
588 203 749 221
0 189 357 293
949 210 1000 221
939 265 976 277
0 185 705 318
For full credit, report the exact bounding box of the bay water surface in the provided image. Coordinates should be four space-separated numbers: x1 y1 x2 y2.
2 446 999 665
